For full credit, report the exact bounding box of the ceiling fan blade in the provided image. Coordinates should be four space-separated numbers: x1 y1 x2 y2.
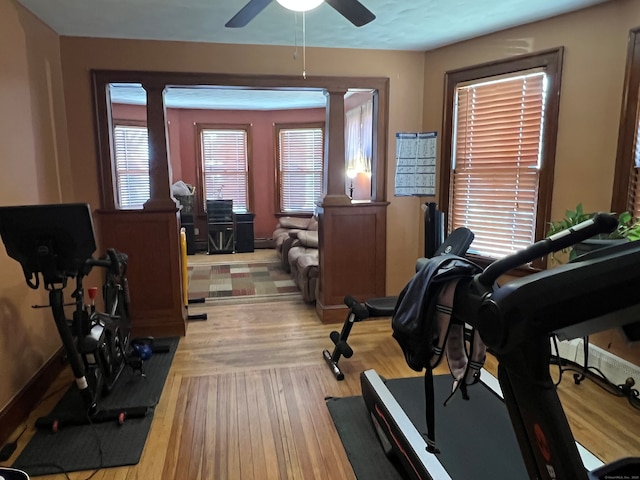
225 0 274 28
324 0 375 27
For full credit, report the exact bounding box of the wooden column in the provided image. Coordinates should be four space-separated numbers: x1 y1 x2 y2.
314 90 388 322
321 89 351 206
95 82 186 338
142 82 176 211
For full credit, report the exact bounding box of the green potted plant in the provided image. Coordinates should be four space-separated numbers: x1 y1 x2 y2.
547 203 640 261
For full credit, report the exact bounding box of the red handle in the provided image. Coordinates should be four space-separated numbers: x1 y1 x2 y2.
87 287 98 300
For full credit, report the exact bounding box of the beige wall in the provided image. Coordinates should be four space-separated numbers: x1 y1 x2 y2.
422 0 640 363
0 0 71 410
58 38 427 293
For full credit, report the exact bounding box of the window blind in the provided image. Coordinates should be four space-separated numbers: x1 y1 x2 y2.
278 127 323 213
113 125 150 209
201 129 248 213
450 72 546 258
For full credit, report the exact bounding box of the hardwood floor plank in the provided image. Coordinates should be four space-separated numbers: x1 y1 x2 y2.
235 373 256 480
244 371 280 480
253 370 291 479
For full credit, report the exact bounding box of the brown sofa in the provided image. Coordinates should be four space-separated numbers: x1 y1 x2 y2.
273 216 318 271
272 217 319 302
287 230 319 303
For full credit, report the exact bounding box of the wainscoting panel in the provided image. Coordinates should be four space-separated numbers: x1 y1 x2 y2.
97 209 187 337
316 202 388 323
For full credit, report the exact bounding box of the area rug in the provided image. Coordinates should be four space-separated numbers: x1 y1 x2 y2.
188 260 300 303
327 375 529 480
13 337 179 477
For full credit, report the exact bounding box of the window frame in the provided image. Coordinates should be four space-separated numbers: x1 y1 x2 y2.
274 122 325 215
611 26 640 217
195 123 253 215
112 120 150 210
440 47 564 269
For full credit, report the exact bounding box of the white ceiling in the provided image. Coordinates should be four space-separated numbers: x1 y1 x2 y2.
17 0 608 52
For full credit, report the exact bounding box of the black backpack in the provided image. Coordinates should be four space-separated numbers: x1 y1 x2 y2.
392 228 486 453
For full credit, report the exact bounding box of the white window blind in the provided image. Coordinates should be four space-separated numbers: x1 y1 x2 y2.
450 72 546 258
278 127 323 213
113 125 150 209
201 129 248 213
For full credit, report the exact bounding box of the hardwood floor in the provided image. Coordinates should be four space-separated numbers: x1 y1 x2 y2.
4 250 640 479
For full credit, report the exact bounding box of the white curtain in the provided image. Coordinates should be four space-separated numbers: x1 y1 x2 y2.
345 99 373 175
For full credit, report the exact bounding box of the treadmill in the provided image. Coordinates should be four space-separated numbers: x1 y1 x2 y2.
361 214 640 480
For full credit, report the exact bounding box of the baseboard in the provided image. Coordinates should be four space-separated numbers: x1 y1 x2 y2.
553 338 640 386
254 237 274 249
0 347 66 446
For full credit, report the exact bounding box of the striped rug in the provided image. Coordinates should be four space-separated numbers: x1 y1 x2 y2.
187 260 300 303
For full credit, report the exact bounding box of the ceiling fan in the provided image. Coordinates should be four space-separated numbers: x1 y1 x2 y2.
225 0 376 28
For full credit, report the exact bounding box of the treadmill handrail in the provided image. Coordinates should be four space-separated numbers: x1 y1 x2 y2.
478 213 617 286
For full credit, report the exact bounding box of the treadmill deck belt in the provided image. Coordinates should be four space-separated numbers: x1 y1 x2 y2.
386 375 529 479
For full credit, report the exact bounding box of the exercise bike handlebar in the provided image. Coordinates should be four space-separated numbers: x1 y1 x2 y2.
477 213 618 287
82 249 127 278
86 257 112 269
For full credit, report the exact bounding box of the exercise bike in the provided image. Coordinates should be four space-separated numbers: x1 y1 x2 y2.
0 203 154 431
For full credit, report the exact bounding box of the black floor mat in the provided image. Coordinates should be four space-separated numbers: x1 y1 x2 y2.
13 337 179 477
326 395 407 480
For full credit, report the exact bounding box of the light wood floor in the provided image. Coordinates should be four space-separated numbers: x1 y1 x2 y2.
5 250 640 479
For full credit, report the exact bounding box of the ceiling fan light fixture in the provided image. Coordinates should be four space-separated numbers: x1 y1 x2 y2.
276 0 323 12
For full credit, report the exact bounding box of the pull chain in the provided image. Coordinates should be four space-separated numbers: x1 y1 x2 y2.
302 11 307 79
293 12 299 60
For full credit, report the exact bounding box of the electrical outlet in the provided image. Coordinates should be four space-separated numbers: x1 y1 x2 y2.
194 227 199 235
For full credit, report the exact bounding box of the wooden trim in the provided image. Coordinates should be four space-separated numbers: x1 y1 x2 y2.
372 89 388 202
92 70 390 91
92 74 116 210
113 119 147 127
611 26 640 213
0 348 66 446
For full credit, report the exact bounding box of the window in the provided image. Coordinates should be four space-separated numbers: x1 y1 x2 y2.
345 99 373 199
276 124 324 213
612 27 640 218
198 126 250 213
113 123 150 209
440 48 563 265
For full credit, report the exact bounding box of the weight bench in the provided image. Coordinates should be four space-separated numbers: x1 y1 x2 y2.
322 227 474 380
